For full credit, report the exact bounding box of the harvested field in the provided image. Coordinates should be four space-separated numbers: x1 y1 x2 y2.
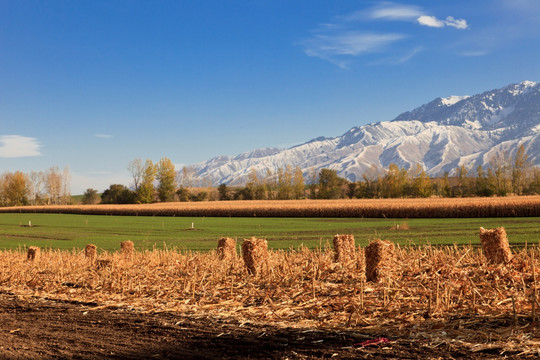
1 244 539 358
2 196 540 217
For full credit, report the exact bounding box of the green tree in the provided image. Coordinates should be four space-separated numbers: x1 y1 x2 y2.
475 166 494 197
101 184 135 204
176 186 190 202
218 184 230 201
82 188 100 204
156 157 177 202
317 168 344 199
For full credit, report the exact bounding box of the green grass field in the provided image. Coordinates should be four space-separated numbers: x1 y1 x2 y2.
0 213 538 252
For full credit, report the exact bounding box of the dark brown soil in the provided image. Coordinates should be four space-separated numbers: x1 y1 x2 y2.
0 293 533 359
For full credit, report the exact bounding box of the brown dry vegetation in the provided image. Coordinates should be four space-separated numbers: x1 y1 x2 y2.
1 243 539 357
2 196 540 217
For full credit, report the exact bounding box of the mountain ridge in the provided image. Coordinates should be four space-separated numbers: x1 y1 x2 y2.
191 81 540 185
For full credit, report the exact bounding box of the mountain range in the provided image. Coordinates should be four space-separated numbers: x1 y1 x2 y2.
192 81 540 185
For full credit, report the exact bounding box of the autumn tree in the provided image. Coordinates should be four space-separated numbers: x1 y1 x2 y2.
246 168 265 200
27 171 45 205
44 166 70 205
137 159 156 204
489 150 512 196
128 158 145 192
512 144 531 195
410 164 432 198
156 157 177 202
277 165 293 200
292 166 305 199
4 171 28 206
381 163 409 198
264 169 277 200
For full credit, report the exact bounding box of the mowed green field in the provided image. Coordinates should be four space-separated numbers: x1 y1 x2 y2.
0 213 538 252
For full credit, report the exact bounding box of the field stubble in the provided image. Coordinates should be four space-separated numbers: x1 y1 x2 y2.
2 242 539 357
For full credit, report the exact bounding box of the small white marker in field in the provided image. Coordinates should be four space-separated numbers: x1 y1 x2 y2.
191 222 194 229
28 221 32 227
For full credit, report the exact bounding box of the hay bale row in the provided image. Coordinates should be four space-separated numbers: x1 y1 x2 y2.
217 237 236 260
479 227 512 264
365 239 396 283
241 237 268 275
333 234 356 263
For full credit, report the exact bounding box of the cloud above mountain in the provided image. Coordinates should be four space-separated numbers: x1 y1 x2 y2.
301 1 469 68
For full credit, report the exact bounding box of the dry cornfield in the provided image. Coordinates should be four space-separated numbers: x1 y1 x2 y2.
1 243 539 355
2 196 540 217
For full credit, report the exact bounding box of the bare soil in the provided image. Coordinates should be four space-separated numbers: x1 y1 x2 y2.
0 293 534 359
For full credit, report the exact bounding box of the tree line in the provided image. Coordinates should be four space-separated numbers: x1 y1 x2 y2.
1 145 538 207
0 167 71 206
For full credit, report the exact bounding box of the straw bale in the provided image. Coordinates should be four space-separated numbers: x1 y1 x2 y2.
120 241 134 257
365 239 395 283
479 227 512 264
217 237 236 260
85 244 97 261
333 234 356 263
27 246 40 261
241 237 268 275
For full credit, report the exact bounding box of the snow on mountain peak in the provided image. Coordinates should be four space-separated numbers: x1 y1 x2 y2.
440 95 469 106
192 81 540 185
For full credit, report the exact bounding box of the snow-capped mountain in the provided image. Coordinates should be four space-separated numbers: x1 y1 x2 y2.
192 81 540 185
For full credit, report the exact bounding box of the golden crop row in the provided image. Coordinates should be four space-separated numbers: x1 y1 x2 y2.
2 196 540 217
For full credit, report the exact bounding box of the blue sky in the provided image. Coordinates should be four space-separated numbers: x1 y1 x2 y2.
2 0 540 194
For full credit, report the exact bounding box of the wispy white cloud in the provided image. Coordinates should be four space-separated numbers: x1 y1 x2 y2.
417 15 445 28
368 3 423 21
0 135 41 158
95 134 113 139
301 2 469 67
418 15 468 29
303 31 406 68
444 17 469 30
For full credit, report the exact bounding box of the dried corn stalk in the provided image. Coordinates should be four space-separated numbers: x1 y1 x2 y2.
241 237 268 275
217 237 236 260
365 239 395 283
333 234 355 263
96 259 112 269
479 227 512 264
27 246 40 261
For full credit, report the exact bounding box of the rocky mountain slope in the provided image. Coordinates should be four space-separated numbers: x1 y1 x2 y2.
192 81 540 185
